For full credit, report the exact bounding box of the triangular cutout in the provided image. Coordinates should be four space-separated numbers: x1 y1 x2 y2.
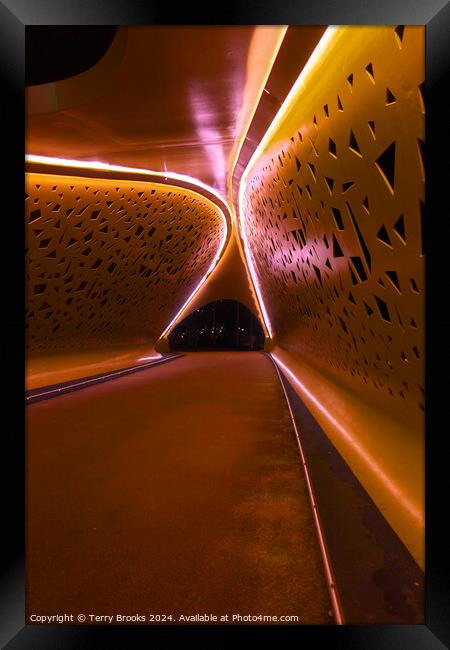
331 207 344 230
363 300 374 316
342 181 355 193
349 129 362 156
313 264 322 286
385 270 401 293
368 121 376 139
337 94 343 111
347 203 371 271
332 233 344 257
329 138 337 157
374 295 391 322
375 142 396 193
393 214 406 243
325 177 334 193
365 63 375 83
377 225 392 247
394 25 405 47
347 73 354 89
418 82 425 114
386 88 396 105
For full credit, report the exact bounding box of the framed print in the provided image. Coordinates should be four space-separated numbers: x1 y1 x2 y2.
1 0 449 647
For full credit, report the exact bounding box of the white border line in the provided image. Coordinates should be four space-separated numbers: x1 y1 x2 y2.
267 352 344 625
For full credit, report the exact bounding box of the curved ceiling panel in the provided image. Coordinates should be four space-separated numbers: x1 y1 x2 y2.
26 26 286 198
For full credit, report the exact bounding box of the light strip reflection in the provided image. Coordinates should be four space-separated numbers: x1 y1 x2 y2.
271 353 424 527
238 180 274 338
237 27 338 340
137 354 162 362
158 222 228 338
26 356 179 403
269 355 344 625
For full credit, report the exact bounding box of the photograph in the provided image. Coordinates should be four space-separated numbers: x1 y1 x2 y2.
1 5 449 648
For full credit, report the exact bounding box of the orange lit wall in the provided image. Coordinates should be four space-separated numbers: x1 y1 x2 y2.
239 26 425 566
26 172 226 387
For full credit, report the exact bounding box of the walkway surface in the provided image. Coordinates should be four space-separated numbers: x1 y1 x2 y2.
27 352 332 624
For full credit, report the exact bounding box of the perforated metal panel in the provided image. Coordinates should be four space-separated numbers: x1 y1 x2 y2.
241 26 424 414
26 173 226 354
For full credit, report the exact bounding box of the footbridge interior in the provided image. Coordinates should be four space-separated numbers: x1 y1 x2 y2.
25 25 424 625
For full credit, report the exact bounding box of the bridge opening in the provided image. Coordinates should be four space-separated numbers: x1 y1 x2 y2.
168 300 264 351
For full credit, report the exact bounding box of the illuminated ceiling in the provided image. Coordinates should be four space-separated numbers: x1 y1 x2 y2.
26 26 327 200
26 26 276 197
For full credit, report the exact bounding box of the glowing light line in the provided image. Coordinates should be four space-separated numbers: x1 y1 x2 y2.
158 221 228 338
227 29 288 339
242 27 337 179
227 26 288 227
26 355 181 403
25 154 227 207
238 180 274 338
271 353 424 527
237 27 338 340
268 354 344 625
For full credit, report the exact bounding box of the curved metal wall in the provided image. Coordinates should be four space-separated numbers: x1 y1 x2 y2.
26 173 226 356
239 26 424 565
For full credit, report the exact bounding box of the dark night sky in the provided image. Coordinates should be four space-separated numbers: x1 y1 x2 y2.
169 300 264 351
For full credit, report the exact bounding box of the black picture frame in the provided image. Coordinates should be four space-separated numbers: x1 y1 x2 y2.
2 1 449 647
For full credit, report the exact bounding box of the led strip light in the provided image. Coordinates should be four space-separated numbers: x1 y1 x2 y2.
227 28 288 340
271 353 424 528
237 26 338 340
268 352 344 624
158 228 228 338
26 154 228 207
25 355 180 403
